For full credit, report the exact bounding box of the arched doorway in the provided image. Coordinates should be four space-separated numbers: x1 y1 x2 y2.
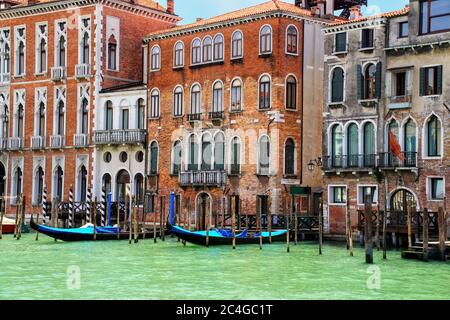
390 188 417 213
116 169 130 202
196 192 211 230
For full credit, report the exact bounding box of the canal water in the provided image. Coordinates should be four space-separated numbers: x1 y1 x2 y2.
0 234 449 300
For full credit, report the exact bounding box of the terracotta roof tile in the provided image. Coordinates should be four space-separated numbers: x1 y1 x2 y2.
330 6 410 26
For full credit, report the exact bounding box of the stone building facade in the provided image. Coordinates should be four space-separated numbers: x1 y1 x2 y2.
0 0 179 214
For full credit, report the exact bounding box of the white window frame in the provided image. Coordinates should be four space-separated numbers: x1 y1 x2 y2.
0 28 11 83
191 38 202 65
150 45 161 71
106 16 120 72
259 24 273 55
35 22 48 75
230 30 244 60
328 65 346 104
426 176 445 201
285 24 299 56
213 33 224 62
422 112 444 160
328 185 347 206
173 40 184 68
150 88 160 119
258 73 272 110
357 184 378 205
229 77 244 112
34 87 47 137
54 19 67 68
14 25 26 77
257 134 271 175
53 86 66 136
77 84 90 134
78 16 91 65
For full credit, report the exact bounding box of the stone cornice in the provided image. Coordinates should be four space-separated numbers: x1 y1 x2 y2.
0 0 181 23
323 18 386 34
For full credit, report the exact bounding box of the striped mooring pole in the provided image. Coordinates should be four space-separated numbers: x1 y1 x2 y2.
69 186 74 228
42 186 47 225
86 187 91 224
101 188 106 226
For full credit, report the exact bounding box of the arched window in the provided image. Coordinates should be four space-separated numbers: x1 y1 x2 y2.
364 63 377 99
34 166 44 204
331 67 344 103
38 38 47 73
285 75 297 110
426 115 441 157
331 124 343 167
259 75 271 110
150 90 159 119
13 167 22 202
190 84 201 115
172 140 182 175
150 45 160 71
213 34 224 61
102 173 111 196
136 98 145 129
363 122 375 166
149 141 158 175
58 36 66 67
201 134 212 171
404 119 416 154
231 30 243 59
191 38 202 64
386 120 399 166
134 173 144 204
120 104 129 130
259 25 272 54
81 99 88 135
347 123 359 167
54 165 63 200
230 137 241 174
173 86 183 117
56 101 65 135
38 102 45 137
174 41 184 67
286 25 298 54
17 103 24 138
214 132 225 171
18 41 25 75
2 104 9 139
116 170 130 202
78 165 87 202
202 36 212 63
188 135 198 171
105 100 113 130
212 81 223 113
230 78 243 112
107 35 117 70
284 138 296 175
82 31 89 65
258 135 270 175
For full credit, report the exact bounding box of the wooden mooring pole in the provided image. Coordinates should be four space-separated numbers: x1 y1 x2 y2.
0 197 4 240
364 194 373 264
93 198 97 241
438 207 447 261
376 205 380 251
346 189 353 256
117 201 120 240
382 209 387 260
422 208 429 261
231 196 236 250
153 198 157 243
13 195 20 238
318 196 323 255
407 205 412 249
286 198 290 253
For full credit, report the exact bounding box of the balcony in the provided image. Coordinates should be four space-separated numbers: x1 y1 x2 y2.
93 129 146 145
73 133 89 148
31 136 45 150
0 138 7 150
187 113 202 122
322 154 377 171
387 95 412 110
332 43 348 55
0 73 10 85
50 135 65 149
179 170 227 187
51 66 66 81
75 64 90 79
378 152 417 169
8 137 24 150
208 111 224 120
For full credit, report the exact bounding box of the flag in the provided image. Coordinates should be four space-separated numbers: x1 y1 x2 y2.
389 129 404 161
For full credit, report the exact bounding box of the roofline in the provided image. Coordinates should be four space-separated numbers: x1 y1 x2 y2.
0 0 181 22
143 11 332 43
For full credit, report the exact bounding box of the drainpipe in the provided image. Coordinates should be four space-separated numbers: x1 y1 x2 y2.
300 19 305 186
143 42 149 207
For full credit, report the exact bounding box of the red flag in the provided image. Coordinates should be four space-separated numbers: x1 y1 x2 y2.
389 129 404 161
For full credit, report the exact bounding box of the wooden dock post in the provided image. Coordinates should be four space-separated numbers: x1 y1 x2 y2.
407 204 412 249
268 200 272 244
129 195 133 245
206 202 210 248
231 196 236 250
13 195 20 238
134 199 138 244
345 189 353 256
294 200 298 246
382 210 387 259
438 207 447 261
375 205 380 251
18 195 26 240
364 194 373 264
0 197 4 240
258 201 262 250
422 208 429 261
116 201 120 240
153 198 157 243
162 196 166 241
318 197 323 255
286 198 290 253
93 198 97 241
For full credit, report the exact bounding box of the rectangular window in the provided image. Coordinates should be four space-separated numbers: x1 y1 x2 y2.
121 109 129 130
173 91 183 116
421 0 450 34
334 32 347 53
399 21 409 37
329 186 346 204
420 65 442 96
358 186 378 205
429 177 444 200
361 29 374 48
395 71 407 96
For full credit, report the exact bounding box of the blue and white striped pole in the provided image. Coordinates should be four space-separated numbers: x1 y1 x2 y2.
69 186 74 228
101 187 106 226
107 192 112 226
42 186 47 225
86 187 91 223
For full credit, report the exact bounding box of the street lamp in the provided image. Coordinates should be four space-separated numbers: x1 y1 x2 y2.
307 157 322 172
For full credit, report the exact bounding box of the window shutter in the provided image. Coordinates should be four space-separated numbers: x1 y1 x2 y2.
357 64 363 100
436 65 443 95
375 62 382 98
419 68 425 96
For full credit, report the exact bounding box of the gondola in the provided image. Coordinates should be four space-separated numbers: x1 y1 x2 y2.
30 218 161 242
168 224 288 246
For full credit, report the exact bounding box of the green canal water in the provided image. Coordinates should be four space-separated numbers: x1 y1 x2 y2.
0 233 449 300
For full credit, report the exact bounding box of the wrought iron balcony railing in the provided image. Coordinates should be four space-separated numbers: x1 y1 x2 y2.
208 111 224 119
187 113 202 122
73 133 90 147
322 154 377 170
387 95 412 109
31 136 45 150
50 135 65 149
179 170 227 187
93 129 146 145
378 152 417 168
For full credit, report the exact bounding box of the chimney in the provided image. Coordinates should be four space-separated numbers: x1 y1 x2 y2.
167 0 174 15
349 5 362 20
294 0 303 7
196 17 204 22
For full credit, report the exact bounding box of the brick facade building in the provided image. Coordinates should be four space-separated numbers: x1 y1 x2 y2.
0 0 179 215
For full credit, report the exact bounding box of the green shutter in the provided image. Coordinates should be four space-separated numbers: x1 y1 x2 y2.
375 62 382 98
419 68 426 96
357 64 363 100
436 65 443 95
